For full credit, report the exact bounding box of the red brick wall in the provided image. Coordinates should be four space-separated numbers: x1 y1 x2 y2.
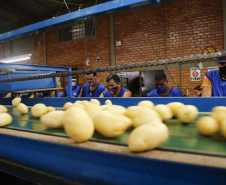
0 0 223 96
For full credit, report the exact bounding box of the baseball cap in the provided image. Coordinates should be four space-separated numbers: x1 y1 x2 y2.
72 78 76 82
216 49 226 63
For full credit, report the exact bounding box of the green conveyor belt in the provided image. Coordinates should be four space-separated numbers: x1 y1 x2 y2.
4 107 226 157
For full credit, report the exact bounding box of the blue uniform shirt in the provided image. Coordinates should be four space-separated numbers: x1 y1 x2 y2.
40 92 63 98
65 85 81 97
206 70 226 96
147 87 183 97
103 87 129 97
82 83 105 97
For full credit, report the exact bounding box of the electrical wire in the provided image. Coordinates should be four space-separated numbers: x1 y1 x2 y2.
64 0 71 13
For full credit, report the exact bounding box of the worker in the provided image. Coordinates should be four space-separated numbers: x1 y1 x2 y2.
79 72 105 97
38 80 63 98
0 93 8 98
194 85 202 97
64 78 81 97
100 74 132 97
147 73 183 97
201 55 226 97
19 93 34 98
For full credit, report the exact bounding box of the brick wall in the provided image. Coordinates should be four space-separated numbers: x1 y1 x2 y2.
0 0 223 96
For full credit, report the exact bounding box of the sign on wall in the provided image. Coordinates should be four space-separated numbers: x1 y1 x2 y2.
190 67 201 81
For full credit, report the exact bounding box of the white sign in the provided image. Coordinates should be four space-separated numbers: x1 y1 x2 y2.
190 67 201 81
116 41 121 46
208 66 218 72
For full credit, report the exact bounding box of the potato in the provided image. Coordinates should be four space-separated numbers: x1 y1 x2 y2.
211 106 226 125
155 104 173 121
63 102 74 110
105 99 112 105
101 105 127 115
133 115 162 128
63 106 94 142
177 105 198 123
17 103 28 114
31 103 48 118
126 106 160 119
40 111 65 128
76 100 89 105
0 105 7 113
47 106 56 112
73 102 85 109
220 119 226 138
84 102 101 118
196 116 219 136
12 97 21 107
137 100 154 109
90 99 101 106
93 110 132 138
167 102 185 117
128 122 169 152
0 113 13 127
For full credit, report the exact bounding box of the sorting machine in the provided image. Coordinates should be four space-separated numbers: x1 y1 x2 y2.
0 97 225 185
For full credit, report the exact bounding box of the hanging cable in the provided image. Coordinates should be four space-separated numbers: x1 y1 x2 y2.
64 0 70 13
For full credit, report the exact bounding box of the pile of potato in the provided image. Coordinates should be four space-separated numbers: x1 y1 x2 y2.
196 106 226 137
2 97 225 153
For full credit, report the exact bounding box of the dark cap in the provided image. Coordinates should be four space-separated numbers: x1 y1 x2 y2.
216 49 226 63
215 56 226 63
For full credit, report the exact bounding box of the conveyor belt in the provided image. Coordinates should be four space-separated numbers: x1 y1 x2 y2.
4 106 226 157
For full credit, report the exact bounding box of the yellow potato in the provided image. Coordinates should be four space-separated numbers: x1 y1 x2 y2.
0 113 13 127
90 99 101 106
167 102 185 117
137 100 154 109
196 116 219 136
63 106 94 142
101 105 127 115
73 102 85 109
63 102 74 110
126 106 160 119
155 104 173 121
128 122 169 152
17 103 28 114
105 99 112 105
211 106 226 125
47 106 56 112
177 105 198 123
40 111 65 128
93 110 132 138
0 105 7 113
31 103 48 118
76 100 89 105
84 102 101 118
12 97 21 107
133 114 162 128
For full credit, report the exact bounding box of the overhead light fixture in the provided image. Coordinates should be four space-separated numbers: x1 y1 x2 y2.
0 54 32 63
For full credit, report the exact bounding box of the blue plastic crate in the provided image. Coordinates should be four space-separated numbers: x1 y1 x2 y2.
0 71 57 92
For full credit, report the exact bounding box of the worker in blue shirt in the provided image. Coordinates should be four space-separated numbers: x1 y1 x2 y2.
100 74 132 97
64 78 81 97
79 72 105 97
147 73 183 97
201 55 226 97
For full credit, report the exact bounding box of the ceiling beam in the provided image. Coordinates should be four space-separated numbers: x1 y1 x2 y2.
0 0 153 42
0 0 37 23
